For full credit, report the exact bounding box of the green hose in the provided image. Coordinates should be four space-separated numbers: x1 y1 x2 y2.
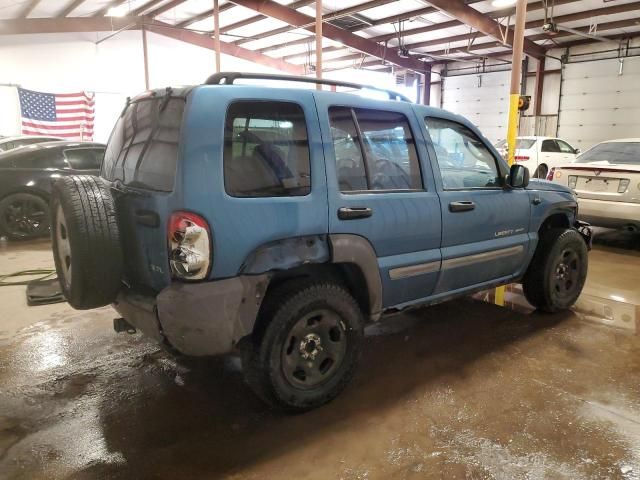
0 269 56 286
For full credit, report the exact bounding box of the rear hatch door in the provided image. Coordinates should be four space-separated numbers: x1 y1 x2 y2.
101 89 189 293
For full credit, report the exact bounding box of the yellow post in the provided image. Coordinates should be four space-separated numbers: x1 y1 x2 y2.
495 0 527 307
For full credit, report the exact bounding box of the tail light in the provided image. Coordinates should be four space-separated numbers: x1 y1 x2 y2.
168 211 211 280
618 179 630 193
547 168 556 181
514 155 530 162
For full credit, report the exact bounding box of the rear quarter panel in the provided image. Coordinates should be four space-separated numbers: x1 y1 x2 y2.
181 86 329 279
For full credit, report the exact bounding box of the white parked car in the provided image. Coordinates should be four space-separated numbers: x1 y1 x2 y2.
549 139 640 232
0 135 64 152
495 136 580 178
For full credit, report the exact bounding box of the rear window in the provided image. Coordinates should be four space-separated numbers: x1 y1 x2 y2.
494 139 535 150
516 139 536 150
223 101 310 197
577 142 640 165
102 95 185 191
64 148 104 170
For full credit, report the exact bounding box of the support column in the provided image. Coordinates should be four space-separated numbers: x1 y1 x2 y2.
495 0 527 308
315 0 322 88
214 0 221 73
534 56 545 116
422 65 431 105
142 27 150 90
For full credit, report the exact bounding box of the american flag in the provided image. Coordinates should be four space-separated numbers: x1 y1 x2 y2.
18 88 95 141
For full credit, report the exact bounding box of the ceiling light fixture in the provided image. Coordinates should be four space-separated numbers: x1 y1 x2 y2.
491 0 517 7
106 5 128 17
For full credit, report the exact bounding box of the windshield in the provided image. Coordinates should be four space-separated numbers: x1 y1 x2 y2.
102 94 186 191
577 142 640 165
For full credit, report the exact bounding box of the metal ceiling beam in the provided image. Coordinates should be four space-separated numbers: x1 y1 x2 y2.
0 16 304 73
231 0 389 46
18 0 40 18
176 3 236 28
227 0 428 71
319 1 638 67
57 0 86 17
131 0 167 16
145 0 189 18
258 0 487 54
145 21 304 74
0 16 139 34
220 0 314 35
418 0 545 58
342 17 640 69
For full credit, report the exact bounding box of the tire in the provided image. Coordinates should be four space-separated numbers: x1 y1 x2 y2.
522 228 588 313
242 281 364 412
0 193 50 240
533 164 548 179
51 175 123 310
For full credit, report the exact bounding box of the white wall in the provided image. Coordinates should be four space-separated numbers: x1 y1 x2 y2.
0 30 292 142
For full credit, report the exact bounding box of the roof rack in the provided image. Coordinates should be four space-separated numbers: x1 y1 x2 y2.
204 72 411 102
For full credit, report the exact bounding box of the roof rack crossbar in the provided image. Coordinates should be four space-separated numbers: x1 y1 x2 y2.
204 72 411 102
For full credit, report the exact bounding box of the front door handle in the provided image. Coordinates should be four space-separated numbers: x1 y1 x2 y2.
449 201 475 212
338 207 373 220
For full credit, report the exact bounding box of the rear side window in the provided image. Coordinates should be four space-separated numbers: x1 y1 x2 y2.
328 106 422 192
102 95 185 192
224 101 310 197
64 148 104 170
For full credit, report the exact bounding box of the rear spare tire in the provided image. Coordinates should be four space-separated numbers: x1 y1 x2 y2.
51 175 123 309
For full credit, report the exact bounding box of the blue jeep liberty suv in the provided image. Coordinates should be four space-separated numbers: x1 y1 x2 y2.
51 72 591 411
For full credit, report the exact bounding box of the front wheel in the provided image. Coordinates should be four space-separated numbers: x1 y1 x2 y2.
242 281 364 412
522 228 588 312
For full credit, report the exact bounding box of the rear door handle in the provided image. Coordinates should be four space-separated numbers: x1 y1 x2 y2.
338 207 373 220
449 201 475 212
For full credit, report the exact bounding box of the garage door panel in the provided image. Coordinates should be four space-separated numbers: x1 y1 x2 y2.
442 71 510 143
561 75 640 94
558 57 640 150
561 90 640 109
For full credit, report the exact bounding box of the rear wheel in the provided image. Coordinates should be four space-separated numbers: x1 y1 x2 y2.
0 193 49 240
242 281 364 412
51 175 123 309
522 228 588 312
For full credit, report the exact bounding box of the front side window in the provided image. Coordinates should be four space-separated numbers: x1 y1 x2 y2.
224 101 310 197
328 106 422 192
425 117 501 190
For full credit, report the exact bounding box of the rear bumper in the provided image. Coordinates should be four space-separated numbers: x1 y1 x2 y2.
112 274 270 356
577 197 640 229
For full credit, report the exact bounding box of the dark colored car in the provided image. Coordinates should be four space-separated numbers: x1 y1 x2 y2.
0 141 105 240
0 135 64 152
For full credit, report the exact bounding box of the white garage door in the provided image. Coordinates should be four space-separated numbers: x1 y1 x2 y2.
442 70 510 144
558 57 640 151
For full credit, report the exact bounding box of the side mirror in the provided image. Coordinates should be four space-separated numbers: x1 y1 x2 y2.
574 148 581 154
508 164 529 188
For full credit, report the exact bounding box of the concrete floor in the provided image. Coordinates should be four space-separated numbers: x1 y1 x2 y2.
1 232 639 479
